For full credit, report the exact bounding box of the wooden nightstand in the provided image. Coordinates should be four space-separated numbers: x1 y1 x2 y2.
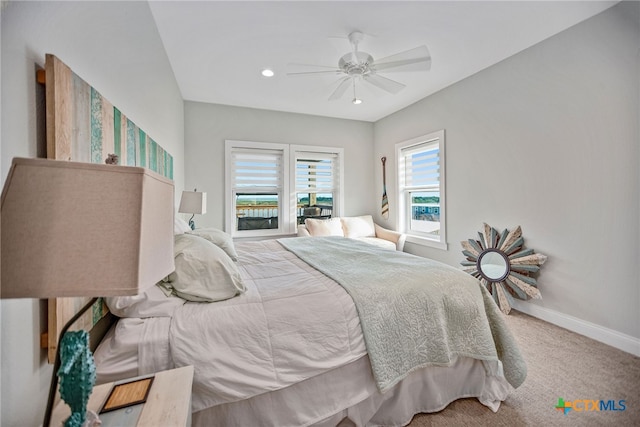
50 365 194 427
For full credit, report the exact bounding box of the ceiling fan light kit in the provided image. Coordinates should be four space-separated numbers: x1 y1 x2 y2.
287 30 431 103
352 80 362 104
261 68 275 77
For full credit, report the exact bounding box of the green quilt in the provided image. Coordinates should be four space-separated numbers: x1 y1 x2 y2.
279 236 527 392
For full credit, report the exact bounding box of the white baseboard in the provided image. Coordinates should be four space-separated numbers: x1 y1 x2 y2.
511 300 640 357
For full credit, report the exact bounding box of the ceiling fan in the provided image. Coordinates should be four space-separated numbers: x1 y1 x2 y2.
287 31 431 104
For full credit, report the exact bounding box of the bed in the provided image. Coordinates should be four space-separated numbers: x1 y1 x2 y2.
95 227 526 427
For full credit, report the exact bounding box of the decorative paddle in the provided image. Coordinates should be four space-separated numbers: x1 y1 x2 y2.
381 156 389 219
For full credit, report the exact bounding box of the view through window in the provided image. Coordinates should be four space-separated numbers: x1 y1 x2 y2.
235 193 279 230
295 152 338 225
227 144 284 235
396 130 446 249
225 141 343 237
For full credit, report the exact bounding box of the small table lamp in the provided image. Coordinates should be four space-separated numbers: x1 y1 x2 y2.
178 189 207 229
1 158 176 427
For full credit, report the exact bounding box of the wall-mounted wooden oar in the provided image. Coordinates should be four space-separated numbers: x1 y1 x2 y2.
381 156 389 219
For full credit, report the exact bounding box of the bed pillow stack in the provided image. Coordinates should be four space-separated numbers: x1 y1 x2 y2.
160 233 245 302
106 227 244 314
186 227 239 261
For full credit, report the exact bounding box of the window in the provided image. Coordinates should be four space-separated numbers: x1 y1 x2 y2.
292 147 341 226
226 141 343 237
226 141 289 237
396 130 446 250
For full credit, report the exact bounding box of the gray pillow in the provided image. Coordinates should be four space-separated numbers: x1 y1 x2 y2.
162 234 245 302
187 227 238 261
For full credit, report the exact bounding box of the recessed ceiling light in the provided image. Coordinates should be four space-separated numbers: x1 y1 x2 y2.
261 69 274 77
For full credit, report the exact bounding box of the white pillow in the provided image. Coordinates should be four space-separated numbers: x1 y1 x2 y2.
305 217 344 237
187 227 238 261
105 284 185 318
163 234 246 302
174 216 191 234
341 215 376 238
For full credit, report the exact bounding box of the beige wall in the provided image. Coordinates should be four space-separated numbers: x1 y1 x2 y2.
184 102 374 231
374 2 639 346
1 2 184 425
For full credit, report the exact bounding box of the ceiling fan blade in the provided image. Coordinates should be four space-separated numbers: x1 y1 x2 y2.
362 74 405 94
287 70 342 76
328 77 352 101
373 46 431 73
286 63 341 76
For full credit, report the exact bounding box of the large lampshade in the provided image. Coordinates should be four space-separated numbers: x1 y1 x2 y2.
1 157 175 298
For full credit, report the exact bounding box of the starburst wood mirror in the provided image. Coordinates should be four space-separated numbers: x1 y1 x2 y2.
461 223 547 314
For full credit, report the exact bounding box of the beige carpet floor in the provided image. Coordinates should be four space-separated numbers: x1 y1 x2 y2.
407 311 640 426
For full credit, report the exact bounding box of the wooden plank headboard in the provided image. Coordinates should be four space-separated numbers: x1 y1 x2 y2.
42 53 174 363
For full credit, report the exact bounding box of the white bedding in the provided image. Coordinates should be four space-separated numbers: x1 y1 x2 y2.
95 237 516 426
94 318 144 384
167 239 366 411
95 317 174 384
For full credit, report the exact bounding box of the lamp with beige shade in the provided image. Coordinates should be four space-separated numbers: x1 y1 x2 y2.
1 157 175 426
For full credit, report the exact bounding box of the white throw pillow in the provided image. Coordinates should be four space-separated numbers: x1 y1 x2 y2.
341 215 376 238
305 217 344 237
163 234 246 302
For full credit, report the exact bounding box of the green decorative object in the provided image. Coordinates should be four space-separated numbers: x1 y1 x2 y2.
58 331 97 427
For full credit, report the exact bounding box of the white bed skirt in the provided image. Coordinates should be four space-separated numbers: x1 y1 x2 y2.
96 315 512 427
192 354 512 427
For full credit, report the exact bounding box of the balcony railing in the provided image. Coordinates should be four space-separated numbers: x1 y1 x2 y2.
235 204 332 229
236 205 279 219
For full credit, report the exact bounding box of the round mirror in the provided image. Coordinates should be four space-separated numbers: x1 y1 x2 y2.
460 223 547 315
477 249 510 282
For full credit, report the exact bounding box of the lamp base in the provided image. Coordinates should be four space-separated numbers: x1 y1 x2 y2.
43 297 99 427
58 330 97 427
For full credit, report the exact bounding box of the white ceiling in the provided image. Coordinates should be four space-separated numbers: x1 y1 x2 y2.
149 1 617 122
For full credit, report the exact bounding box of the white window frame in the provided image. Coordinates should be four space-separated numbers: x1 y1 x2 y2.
225 140 343 238
290 145 344 227
225 140 290 238
396 130 447 250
